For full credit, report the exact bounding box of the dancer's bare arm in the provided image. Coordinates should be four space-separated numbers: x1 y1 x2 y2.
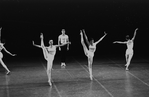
131 28 138 41
2 45 16 56
66 36 70 50
32 41 42 48
55 42 71 48
94 32 107 45
82 29 90 46
113 41 127 44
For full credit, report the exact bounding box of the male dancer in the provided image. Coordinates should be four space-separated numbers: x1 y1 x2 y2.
58 29 70 67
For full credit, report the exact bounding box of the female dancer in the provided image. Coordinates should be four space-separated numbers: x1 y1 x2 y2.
33 33 70 86
113 28 138 70
80 29 107 80
0 27 16 75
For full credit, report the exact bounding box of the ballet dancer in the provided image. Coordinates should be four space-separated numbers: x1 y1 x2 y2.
113 28 138 70
33 33 70 86
80 29 107 80
58 29 70 67
0 27 16 75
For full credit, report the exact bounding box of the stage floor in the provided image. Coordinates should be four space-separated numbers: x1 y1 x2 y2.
0 57 149 97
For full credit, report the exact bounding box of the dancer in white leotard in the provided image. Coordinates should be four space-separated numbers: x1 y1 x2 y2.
80 29 107 80
0 27 16 75
33 33 70 86
113 28 138 70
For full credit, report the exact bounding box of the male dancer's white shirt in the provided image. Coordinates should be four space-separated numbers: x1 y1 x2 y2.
58 35 69 44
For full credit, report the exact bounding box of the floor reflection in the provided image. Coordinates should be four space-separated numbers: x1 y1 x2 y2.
5 75 10 97
125 71 133 97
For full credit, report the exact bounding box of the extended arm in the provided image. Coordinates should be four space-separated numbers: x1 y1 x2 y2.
55 42 71 48
113 41 127 44
94 32 107 45
131 28 138 41
32 41 42 48
2 45 16 56
82 29 90 46
58 36 61 50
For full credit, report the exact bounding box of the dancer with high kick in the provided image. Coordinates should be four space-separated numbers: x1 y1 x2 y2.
80 29 107 80
113 28 138 70
33 33 70 86
0 27 16 75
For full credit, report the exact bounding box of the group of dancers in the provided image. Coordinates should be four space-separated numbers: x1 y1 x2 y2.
0 27 138 86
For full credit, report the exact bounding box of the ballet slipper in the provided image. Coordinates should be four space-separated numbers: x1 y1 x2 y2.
48 80 52 86
6 71 10 75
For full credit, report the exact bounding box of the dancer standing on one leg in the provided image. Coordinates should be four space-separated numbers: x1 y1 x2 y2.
80 29 107 80
113 28 138 70
33 33 70 86
58 29 70 67
0 27 16 75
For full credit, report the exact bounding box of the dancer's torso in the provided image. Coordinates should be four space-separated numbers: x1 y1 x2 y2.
59 35 68 44
0 44 3 52
126 40 133 54
89 43 96 53
47 46 56 56
0 44 3 58
88 44 96 57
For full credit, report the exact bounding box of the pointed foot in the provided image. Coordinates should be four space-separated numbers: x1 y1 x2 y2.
6 71 10 75
125 67 129 71
48 81 52 86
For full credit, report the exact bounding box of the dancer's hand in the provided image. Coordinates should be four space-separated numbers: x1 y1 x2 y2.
40 33 43 39
32 41 35 45
59 47 61 51
104 31 107 35
80 30 83 36
68 42 71 44
0 27 2 30
135 28 138 31
12 54 16 56
67 47 69 50
113 41 117 44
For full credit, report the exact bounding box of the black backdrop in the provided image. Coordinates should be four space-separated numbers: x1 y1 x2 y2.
0 0 149 61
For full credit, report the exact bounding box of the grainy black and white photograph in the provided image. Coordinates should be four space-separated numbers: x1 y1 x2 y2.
0 0 149 97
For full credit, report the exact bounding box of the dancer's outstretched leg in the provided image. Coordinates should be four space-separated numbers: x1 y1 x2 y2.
0 59 10 74
80 32 88 56
40 35 48 60
126 54 133 70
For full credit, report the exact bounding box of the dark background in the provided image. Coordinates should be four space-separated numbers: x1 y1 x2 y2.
0 0 149 62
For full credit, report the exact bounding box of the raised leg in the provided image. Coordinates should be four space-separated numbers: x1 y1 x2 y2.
40 36 48 60
80 32 88 56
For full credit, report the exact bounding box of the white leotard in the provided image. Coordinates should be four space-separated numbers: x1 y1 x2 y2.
0 43 3 58
87 43 96 58
58 35 68 44
126 40 133 55
47 46 56 61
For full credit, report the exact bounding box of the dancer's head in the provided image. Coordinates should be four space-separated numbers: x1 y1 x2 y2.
90 38 94 45
49 40 53 46
126 35 130 40
61 29 65 35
